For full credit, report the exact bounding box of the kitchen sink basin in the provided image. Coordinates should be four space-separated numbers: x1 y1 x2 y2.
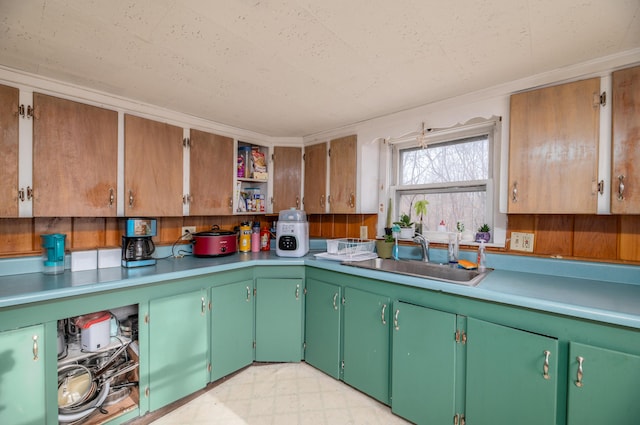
342 258 491 287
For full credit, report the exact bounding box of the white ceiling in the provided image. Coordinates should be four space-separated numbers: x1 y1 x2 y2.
1 1 639 137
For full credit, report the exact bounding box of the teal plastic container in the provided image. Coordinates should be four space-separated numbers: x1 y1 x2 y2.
41 233 66 274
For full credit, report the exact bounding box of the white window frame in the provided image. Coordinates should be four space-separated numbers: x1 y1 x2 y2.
387 116 506 246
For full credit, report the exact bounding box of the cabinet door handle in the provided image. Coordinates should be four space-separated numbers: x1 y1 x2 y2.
128 190 134 208
332 293 338 310
348 192 355 208
381 304 387 325
617 175 625 201
543 350 551 380
246 286 251 302
394 309 400 331
201 297 206 315
512 181 518 203
18 188 25 202
575 356 584 387
295 284 300 300
109 188 114 208
296 196 300 209
32 335 39 361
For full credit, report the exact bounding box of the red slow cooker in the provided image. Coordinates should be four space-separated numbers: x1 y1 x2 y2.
192 229 238 257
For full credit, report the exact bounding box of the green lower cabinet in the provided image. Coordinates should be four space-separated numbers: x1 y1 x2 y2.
391 301 457 425
304 278 342 379
255 278 304 362
343 287 391 405
0 324 46 425
148 289 209 411
567 342 640 425
210 280 255 382
465 317 558 425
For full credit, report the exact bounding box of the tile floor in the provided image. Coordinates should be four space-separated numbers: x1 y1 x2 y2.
147 362 411 425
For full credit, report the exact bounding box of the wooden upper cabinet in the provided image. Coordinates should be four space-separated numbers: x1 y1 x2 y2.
611 65 640 214
189 129 234 215
33 93 118 217
303 142 327 214
329 135 357 213
508 78 601 214
0 84 19 217
124 114 183 217
272 146 302 212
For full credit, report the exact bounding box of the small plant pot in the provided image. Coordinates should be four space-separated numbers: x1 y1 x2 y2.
399 227 414 240
475 232 491 243
376 240 394 259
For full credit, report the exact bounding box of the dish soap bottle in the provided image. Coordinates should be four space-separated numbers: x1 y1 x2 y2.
477 241 486 272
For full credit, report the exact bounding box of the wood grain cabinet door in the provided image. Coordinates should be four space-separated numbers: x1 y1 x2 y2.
124 114 183 217
303 142 327 214
33 93 118 216
189 129 234 215
508 78 601 214
329 135 357 213
272 146 302 212
0 84 19 217
611 65 640 214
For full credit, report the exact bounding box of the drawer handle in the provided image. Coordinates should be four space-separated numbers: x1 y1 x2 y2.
32 335 39 361
332 293 338 310
617 175 625 201
246 286 251 302
295 284 300 300
543 350 551 380
381 304 387 325
575 356 584 387
394 309 400 331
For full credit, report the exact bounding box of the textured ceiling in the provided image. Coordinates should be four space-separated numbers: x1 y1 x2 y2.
1 0 639 136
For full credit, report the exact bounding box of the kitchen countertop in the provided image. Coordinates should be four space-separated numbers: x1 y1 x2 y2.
1 249 639 330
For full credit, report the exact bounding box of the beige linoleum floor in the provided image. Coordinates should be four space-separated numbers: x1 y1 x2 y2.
147 362 411 425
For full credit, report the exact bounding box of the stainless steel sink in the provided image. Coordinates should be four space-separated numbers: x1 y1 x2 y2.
342 258 490 287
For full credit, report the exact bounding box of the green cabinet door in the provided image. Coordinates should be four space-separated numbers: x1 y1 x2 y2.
304 278 342 379
343 287 390 404
391 302 457 425
148 289 209 411
255 278 304 362
0 324 46 425
210 280 254 382
465 317 558 425
567 342 640 425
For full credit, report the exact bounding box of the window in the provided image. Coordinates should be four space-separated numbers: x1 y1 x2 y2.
391 119 499 242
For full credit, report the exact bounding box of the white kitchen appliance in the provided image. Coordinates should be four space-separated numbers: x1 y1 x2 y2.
276 209 309 257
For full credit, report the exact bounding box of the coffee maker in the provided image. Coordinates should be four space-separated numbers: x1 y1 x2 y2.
121 218 157 268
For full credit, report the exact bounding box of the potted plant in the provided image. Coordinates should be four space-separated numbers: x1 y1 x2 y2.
413 200 428 235
475 223 491 243
376 233 395 259
394 213 415 239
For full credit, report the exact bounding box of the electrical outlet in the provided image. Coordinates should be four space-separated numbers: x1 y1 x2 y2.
360 226 368 240
511 232 534 252
182 226 196 240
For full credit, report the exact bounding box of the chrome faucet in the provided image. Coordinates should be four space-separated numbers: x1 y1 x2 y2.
413 233 430 262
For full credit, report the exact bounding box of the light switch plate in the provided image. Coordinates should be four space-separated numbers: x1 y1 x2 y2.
511 232 534 252
360 226 368 240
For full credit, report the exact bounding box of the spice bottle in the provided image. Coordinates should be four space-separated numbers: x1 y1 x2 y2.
260 227 271 251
